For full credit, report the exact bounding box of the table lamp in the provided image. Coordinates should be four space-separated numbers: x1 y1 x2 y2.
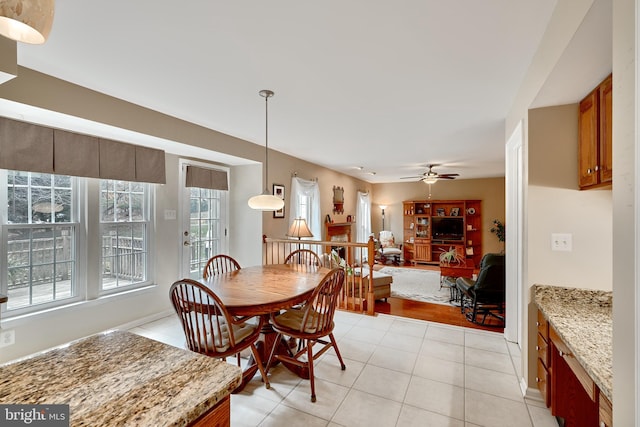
287 218 313 240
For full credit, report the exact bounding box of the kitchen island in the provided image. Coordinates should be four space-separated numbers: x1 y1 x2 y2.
0 330 242 426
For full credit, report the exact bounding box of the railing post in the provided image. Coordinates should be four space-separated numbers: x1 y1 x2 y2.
366 235 376 315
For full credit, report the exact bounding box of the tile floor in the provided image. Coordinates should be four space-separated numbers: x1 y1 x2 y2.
128 311 559 427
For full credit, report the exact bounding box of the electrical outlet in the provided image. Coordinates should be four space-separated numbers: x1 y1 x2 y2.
0 329 15 348
551 233 572 252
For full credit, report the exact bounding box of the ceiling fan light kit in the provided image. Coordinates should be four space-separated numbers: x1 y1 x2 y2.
400 164 460 183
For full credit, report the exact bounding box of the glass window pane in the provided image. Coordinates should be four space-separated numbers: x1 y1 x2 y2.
99 180 148 291
53 189 72 223
7 186 28 223
130 193 144 221
7 267 31 310
100 180 115 222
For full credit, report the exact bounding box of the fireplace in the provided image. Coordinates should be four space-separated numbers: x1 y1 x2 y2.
325 222 352 264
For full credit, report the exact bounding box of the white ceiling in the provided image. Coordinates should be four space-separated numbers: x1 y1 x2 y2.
11 0 611 183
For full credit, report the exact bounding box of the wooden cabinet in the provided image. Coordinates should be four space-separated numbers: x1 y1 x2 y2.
579 74 612 190
402 199 481 266
536 309 613 426
599 393 612 427
536 310 551 407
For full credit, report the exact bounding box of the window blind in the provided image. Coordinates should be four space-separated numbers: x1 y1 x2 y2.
0 117 166 184
185 165 228 190
0 117 54 174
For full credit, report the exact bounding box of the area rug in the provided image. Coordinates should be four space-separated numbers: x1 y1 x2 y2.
378 267 452 305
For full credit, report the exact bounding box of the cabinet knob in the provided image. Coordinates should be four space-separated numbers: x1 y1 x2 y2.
535 377 540 383
535 345 540 350
595 165 599 171
559 350 564 357
600 422 606 427
536 321 540 326
587 168 593 174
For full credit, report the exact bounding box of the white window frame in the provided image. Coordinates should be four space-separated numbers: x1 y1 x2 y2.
0 170 157 319
0 171 82 316
99 179 153 294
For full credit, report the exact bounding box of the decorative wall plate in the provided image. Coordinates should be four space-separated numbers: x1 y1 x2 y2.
466 207 476 215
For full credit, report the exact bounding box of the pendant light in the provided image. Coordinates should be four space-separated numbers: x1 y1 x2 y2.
248 89 285 211
0 0 55 44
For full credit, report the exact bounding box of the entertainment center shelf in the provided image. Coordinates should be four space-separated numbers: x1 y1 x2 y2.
402 199 482 266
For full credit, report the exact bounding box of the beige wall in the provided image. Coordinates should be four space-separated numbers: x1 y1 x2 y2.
261 151 373 241
372 178 506 255
528 104 612 290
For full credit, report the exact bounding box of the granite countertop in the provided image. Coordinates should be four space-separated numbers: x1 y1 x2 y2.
534 284 612 401
0 330 242 426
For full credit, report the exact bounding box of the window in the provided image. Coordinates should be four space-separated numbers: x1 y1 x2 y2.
2 171 78 313
100 180 150 291
290 177 322 239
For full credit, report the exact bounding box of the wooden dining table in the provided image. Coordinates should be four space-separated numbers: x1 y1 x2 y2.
199 263 331 391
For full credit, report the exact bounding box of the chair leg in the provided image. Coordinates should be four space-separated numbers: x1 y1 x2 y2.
250 343 270 389
307 342 316 402
329 333 346 370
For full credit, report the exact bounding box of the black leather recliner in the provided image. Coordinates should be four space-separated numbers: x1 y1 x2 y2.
455 253 505 326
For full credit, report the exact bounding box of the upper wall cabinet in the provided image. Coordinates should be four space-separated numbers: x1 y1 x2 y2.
578 74 612 190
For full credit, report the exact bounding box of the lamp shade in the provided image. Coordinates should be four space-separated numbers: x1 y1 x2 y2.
248 192 285 211
287 218 313 239
0 0 54 44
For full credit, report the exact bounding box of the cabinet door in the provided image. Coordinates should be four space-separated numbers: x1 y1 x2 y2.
414 243 431 261
599 75 613 184
579 89 599 189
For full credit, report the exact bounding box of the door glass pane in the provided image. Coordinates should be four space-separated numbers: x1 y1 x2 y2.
188 187 224 279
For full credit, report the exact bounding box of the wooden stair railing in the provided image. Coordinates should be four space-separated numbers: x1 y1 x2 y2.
263 235 377 315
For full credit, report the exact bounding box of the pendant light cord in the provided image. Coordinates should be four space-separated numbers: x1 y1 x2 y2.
264 93 269 193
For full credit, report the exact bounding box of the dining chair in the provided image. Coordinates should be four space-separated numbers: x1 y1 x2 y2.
266 268 346 402
284 249 321 266
203 254 241 279
169 278 270 389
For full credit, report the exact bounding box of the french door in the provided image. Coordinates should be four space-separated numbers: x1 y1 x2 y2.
180 162 229 279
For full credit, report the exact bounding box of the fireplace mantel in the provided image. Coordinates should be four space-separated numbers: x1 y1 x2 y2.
325 222 353 263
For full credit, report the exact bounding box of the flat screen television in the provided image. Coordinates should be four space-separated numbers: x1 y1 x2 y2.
431 217 464 242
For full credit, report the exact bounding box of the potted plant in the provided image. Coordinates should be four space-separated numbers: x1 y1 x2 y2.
439 246 464 267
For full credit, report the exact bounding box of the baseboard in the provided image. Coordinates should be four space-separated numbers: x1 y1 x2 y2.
115 309 175 331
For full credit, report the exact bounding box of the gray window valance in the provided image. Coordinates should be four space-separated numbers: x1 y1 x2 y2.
0 117 166 184
185 165 228 190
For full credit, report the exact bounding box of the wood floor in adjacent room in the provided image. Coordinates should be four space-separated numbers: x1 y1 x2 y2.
373 263 504 333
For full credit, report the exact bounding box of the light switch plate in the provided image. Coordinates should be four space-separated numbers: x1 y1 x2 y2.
551 233 572 251
164 209 177 220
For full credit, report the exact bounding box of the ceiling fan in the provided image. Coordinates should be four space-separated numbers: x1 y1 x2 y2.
400 164 459 184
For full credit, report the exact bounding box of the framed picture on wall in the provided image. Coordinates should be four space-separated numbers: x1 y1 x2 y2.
273 184 285 218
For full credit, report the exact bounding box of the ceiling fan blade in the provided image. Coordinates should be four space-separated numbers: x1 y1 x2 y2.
400 176 423 179
437 173 459 177
438 176 456 179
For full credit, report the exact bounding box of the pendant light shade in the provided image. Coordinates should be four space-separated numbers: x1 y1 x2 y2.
248 89 285 211
0 0 55 44
248 193 285 210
